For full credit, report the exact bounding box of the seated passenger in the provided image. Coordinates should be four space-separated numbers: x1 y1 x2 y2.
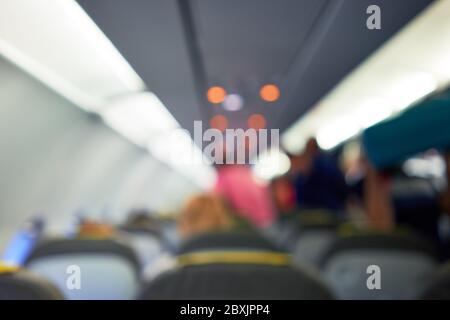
215 163 276 228
177 193 234 239
270 175 296 216
143 193 238 280
121 209 161 235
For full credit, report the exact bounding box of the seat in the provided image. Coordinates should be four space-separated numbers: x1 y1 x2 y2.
289 210 340 268
139 231 333 300
291 225 338 268
177 230 283 255
24 238 140 300
320 232 439 299
119 226 163 269
139 250 332 300
420 262 450 299
0 264 63 300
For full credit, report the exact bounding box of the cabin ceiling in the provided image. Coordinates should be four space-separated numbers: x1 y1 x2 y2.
77 0 434 135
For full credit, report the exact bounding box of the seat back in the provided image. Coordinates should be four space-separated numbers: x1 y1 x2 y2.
281 210 340 268
292 226 338 268
420 262 450 299
178 230 282 255
119 227 163 268
24 238 139 300
140 250 332 299
0 264 63 300
321 233 438 299
139 231 333 300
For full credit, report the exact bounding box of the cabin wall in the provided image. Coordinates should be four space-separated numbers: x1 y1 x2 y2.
0 56 200 250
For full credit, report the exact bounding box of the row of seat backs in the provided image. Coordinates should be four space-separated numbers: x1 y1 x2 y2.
274 211 443 300
0 219 174 300
3 227 449 300
139 230 334 300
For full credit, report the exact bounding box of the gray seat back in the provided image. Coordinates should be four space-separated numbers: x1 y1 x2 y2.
321 233 438 299
24 238 139 300
420 262 450 299
0 267 64 300
292 228 338 268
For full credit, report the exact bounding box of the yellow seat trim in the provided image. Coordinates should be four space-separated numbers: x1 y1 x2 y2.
0 262 20 274
177 251 292 267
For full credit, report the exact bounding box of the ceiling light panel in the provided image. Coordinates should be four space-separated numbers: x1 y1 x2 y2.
0 0 145 110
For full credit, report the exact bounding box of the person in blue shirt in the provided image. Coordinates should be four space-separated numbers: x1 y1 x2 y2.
289 138 349 214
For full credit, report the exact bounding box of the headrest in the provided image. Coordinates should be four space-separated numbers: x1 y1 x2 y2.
0 269 64 300
321 232 439 266
119 225 162 238
177 250 292 267
25 238 139 271
177 230 282 255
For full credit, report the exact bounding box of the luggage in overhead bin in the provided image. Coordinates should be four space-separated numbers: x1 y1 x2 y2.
363 94 450 169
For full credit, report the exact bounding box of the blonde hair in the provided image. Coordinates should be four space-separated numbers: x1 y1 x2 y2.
178 193 233 239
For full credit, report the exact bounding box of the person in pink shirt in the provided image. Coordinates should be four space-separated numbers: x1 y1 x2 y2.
214 164 276 228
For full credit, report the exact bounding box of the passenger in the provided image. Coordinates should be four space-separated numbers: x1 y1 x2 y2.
215 163 276 228
2 217 45 266
440 152 450 215
177 193 234 239
143 193 237 280
289 138 349 214
270 175 296 215
122 209 161 234
363 150 450 234
364 164 395 231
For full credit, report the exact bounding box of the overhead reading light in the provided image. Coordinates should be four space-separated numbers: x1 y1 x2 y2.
248 114 267 130
282 0 449 152
0 0 145 110
260 84 280 102
259 84 280 102
222 94 243 111
207 86 227 104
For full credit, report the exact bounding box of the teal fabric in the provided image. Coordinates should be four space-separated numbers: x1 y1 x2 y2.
362 95 450 169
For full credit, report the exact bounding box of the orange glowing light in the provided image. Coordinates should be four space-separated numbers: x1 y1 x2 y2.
247 113 266 130
207 86 227 104
260 84 280 102
210 115 228 131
